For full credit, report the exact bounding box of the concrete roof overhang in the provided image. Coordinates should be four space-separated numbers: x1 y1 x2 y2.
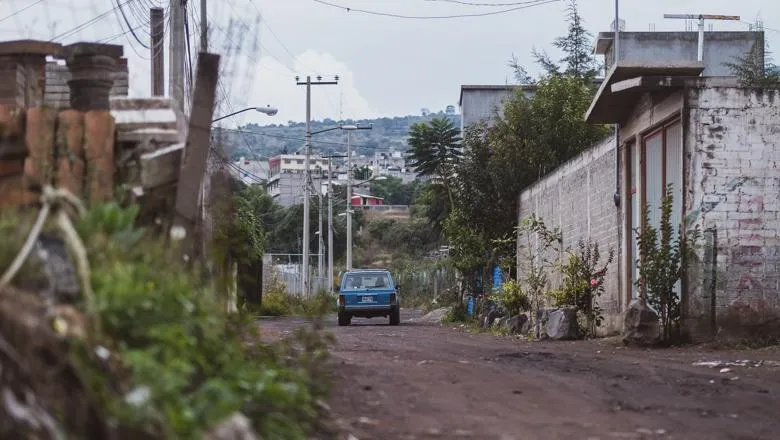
584 61 705 124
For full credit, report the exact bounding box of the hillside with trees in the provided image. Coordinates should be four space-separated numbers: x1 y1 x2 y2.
216 110 460 161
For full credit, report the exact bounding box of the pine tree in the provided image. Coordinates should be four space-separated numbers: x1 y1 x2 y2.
726 28 780 87
532 0 597 80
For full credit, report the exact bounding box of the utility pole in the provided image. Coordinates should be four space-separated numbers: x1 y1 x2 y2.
342 124 372 271
327 157 334 292
150 8 165 96
296 75 339 297
323 154 346 292
317 179 324 283
200 0 208 52
169 0 186 110
663 14 740 61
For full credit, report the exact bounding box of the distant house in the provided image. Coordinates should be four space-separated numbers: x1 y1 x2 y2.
267 153 328 206
229 157 268 186
458 85 535 133
351 193 384 207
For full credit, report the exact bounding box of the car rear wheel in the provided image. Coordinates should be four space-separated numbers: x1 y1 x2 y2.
389 308 400 326
338 312 351 326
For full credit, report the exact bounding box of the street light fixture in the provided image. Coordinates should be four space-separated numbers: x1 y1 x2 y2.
212 105 278 123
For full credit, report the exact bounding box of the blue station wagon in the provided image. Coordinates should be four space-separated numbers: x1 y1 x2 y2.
337 269 400 326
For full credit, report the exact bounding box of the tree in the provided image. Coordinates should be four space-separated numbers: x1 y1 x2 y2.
509 53 535 85
406 117 462 208
371 176 418 205
531 0 598 80
726 30 780 87
353 165 372 181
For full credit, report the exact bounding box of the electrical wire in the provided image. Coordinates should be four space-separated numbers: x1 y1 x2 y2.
424 0 552 6
0 0 46 24
114 0 150 49
51 0 137 42
310 0 559 19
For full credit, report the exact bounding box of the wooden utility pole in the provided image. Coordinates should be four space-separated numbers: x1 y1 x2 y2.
169 0 186 110
150 7 165 96
200 0 208 52
173 52 220 263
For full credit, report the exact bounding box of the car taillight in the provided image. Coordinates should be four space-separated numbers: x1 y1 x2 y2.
338 295 345 306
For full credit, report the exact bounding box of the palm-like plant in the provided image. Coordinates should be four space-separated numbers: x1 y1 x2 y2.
406 117 462 208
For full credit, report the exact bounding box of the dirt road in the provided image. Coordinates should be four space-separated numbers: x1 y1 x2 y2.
260 310 780 440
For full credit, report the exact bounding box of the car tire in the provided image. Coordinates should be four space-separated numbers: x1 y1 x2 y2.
389 308 400 326
338 313 351 326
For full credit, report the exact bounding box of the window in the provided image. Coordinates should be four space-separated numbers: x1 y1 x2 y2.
628 118 683 299
284 159 291 165
343 273 392 289
296 159 304 165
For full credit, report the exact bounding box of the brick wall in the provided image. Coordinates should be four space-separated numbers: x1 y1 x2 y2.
685 86 780 340
517 135 623 335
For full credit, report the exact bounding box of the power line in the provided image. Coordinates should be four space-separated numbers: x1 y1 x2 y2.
51 0 136 41
0 0 46 24
425 0 554 6
114 0 150 49
310 0 559 19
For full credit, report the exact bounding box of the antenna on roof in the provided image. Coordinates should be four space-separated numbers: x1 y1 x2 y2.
664 14 741 61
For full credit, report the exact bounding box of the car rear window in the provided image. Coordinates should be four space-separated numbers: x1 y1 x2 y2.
343 273 392 289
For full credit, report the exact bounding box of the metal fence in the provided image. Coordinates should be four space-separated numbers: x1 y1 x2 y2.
262 253 328 297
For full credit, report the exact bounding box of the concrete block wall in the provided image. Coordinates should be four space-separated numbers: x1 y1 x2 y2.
518 135 623 334
685 86 780 340
44 58 129 109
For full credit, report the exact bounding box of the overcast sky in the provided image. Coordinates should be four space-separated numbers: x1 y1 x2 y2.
1 0 778 127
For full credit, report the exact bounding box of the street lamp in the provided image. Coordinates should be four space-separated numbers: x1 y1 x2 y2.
212 105 278 123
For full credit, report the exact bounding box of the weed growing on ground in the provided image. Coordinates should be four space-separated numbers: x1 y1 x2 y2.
442 302 471 324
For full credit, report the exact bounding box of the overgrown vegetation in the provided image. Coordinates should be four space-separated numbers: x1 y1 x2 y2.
410 0 608 299
258 275 337 317
0 203 333 439
495 279 531 318
551 239 614 337
516 215 563 316
726 25 780 87
635 185 700 343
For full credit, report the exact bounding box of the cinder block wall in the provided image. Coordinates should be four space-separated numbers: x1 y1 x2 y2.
44 58 129 109
517 135 622 335
685 86 780 340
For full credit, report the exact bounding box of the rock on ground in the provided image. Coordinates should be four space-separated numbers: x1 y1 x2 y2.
413 307 451 324
203 413 260 440
622 299 661 347
546 308 580 340
505 314 530 335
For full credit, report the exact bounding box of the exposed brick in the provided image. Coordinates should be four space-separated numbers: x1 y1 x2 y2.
23 107 57 186
83 111 115 203
55 109 85 196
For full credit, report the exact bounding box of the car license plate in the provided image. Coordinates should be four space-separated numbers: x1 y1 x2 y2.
361 296 374 303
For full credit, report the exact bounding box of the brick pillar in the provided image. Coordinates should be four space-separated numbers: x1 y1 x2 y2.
64 43 124 111
0 40 62 107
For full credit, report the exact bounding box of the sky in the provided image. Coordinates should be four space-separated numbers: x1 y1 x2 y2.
1 0 778 127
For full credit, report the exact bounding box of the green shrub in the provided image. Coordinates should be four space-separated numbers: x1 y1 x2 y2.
442 303 470 323
71 203 330 439
550 239 614 337
495 279 531 317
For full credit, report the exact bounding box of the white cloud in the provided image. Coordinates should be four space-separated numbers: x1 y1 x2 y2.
125 47 379 128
